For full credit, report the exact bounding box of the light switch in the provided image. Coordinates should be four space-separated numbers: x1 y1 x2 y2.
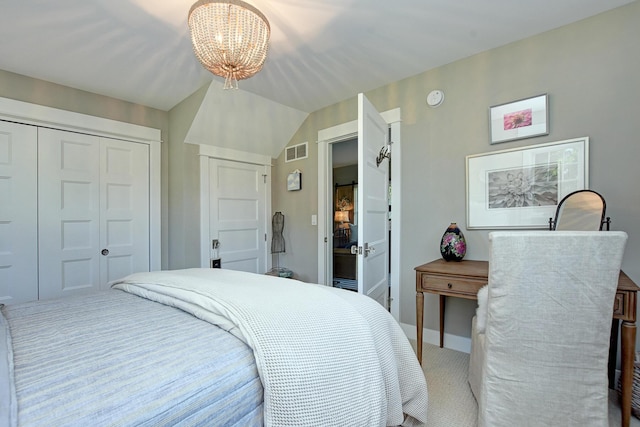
311 214 317 225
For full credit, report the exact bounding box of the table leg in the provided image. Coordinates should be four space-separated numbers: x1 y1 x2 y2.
416 291 424 365
609 319 620 389
621 320 636 427
439 295 445 348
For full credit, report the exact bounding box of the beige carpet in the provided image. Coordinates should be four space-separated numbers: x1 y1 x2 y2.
416 341 640 427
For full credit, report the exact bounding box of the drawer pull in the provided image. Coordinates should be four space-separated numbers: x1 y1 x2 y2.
447 283 452 289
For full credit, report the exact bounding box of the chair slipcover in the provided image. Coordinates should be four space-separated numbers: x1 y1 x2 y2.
469 231 627 427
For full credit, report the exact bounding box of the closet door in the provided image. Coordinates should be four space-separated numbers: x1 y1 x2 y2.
38 129 101 299
0 121 38 304
99 138 149 286
38 129 150 300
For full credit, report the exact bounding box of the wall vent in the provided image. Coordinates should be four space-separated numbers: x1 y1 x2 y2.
285 142 308 162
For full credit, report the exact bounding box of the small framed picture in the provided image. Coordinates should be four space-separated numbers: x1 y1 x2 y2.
287 171 301 191
489 94 549 144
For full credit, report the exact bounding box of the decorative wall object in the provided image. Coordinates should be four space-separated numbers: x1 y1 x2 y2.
440 223 466 261
489 94 549 144
466 137 588 229
335 186 353 211
287 170 301 191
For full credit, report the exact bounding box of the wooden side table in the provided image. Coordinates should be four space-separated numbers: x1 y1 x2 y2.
414 259 487 355
415 258 638 427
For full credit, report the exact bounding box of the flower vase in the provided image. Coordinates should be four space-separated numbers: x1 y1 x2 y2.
440 222 466 261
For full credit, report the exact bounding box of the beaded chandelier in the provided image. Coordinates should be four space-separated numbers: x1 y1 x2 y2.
188 0 270 89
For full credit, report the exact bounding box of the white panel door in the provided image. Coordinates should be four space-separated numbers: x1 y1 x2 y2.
209 158 267 273
0 121 38 304
357 93 389 307
99 138 149 287
38 128 101 299
38 129 151 300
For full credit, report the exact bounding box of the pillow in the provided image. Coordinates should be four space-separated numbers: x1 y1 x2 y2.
476 285 488 334
349 224 358 243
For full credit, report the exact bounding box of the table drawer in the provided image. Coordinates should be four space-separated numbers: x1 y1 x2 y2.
421 274 485 297
614 290 636 321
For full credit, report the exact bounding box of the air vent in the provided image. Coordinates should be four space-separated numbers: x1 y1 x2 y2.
285 142 308 162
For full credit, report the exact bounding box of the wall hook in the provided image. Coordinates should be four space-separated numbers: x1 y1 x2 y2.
376 145 391 167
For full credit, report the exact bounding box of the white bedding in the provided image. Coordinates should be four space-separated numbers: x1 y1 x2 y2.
111 268 428 427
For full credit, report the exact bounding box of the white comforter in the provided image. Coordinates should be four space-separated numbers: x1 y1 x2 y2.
111 268 428 427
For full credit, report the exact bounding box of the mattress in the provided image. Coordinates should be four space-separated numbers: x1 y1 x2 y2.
1 290 263 427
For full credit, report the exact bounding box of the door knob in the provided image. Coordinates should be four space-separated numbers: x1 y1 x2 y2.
101 249 109 256
363 243 375 257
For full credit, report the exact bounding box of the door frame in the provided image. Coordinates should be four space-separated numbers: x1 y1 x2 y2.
317 107 401 319
198 144 273 270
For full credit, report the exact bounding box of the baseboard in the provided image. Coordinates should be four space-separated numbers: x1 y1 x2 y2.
400 322 471 354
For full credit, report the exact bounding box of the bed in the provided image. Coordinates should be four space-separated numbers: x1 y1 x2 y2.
1 268 428 426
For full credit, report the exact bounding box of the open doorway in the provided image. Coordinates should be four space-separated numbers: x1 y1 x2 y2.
331 138 358 291
317 98 401 319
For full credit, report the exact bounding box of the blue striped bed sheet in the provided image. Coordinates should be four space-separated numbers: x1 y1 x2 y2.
1 289 263 427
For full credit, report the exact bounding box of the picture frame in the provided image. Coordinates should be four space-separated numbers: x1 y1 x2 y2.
334 183 356 224
489 94 549 144
466 137 588 229
287 171 301 191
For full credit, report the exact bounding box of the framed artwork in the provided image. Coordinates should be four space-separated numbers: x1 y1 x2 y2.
287 171 301 191
335 183 356 224
466 137 588 229
335 185 354 211
490 94 549 144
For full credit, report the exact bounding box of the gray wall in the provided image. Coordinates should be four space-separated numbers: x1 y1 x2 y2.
167 85 208 270
273 1 640 340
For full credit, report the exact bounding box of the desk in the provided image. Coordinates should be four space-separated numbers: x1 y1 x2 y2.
415 259 638 427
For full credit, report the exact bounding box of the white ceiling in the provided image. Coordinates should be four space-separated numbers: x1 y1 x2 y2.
0 0 634 113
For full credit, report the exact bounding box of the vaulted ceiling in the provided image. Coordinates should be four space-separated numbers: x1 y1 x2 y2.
1 0 634 113
1 1 634 159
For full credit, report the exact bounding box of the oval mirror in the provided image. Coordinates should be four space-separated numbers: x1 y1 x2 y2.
554 190 605 231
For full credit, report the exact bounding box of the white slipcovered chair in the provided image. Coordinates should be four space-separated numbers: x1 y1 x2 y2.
469 231 628 427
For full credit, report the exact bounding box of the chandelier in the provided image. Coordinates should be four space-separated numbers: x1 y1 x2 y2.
188 0 270 89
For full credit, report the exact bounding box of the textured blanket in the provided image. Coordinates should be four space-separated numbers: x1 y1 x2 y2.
2 290 263 427
111 268 428 427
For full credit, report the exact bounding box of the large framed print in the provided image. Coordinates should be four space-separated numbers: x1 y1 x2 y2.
490 94 549 144
466 137 588 229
